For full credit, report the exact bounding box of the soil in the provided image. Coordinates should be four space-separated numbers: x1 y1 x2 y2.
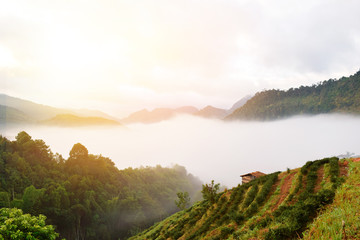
339 160 348 177
314 165 325 193
271 171 297 211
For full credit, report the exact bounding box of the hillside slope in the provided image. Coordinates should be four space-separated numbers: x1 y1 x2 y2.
0 105 33 123
131 157 349 240
303 159 360 239
227 70 360 120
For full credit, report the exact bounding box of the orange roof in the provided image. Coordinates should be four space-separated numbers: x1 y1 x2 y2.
240 171 266 177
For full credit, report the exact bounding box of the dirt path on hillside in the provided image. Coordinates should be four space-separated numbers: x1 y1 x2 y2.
339 160 348 177
271 171 296 211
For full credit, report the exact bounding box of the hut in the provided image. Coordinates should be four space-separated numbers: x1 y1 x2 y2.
240 171 266 184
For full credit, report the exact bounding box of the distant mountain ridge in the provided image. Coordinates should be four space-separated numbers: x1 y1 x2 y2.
119 105 228 124
0 105 33 123
41 114 121 127
120 107 197 124
227 70 360 120
195 105 228 119
120 96 251 124
0 93 253 126
0 94 117 124
4 70 360 124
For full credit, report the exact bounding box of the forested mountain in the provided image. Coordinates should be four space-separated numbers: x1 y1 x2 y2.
0 132 202 239
132 157 355 240
227 70 360 120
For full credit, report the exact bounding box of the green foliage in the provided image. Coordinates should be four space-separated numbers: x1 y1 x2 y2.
132 157 345 240
0 132 202 239
0 192 10 208
175 191 191 210
254 172 279 205
303 160 360 239
229 212 244 224
201 180 220 204
227 70 360 120
219 226 234 239
265 158 341 240
242 184 258 209
0 208 59 240
22 185 45 214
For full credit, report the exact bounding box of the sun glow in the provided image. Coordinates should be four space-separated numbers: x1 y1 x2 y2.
0 45 17 67
1 0 360 114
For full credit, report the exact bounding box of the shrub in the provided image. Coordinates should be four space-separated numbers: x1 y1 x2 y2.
242 184 259 209
301 161 313 174
219 226 234 239
245 202 259 217
255 172 279 205
0 208 59 240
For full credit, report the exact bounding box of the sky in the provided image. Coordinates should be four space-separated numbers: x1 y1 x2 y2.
1 0 360 117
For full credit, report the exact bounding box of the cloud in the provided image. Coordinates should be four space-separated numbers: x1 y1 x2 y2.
247 1 360 72
0 0 360 112
3 114 360 187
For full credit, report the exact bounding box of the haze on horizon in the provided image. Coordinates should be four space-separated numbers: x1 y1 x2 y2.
2 114 360 187
1 0 360 117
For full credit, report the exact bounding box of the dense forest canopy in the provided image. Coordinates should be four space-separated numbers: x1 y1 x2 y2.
227 70 360 120
0 132 202 239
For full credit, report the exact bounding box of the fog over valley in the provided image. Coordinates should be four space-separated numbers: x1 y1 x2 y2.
2 114 360 187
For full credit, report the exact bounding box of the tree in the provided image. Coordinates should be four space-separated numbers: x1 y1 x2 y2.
201 180 220 204
69 143 88 160
15 131 31 145
66 143 89 174
22 185 45 214
175 191 190 210
0 208 59 240
0 192 10 207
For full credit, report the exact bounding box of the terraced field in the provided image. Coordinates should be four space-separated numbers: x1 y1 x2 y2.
130 157 352 240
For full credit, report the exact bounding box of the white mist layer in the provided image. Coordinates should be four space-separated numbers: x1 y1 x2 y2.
2 114 360 187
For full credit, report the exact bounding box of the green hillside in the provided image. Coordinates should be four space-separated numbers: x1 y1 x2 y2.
226 70 360 120
131 157 353 240
0 132 202 239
